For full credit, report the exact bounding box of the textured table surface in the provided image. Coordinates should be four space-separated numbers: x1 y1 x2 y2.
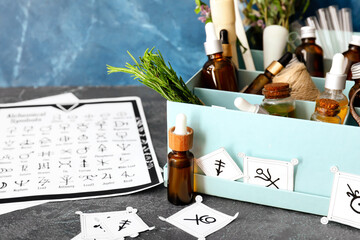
0 86 358 240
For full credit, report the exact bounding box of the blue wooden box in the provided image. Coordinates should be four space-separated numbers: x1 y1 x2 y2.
164 56 359 216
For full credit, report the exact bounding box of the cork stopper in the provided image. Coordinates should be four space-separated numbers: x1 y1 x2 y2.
316 98 340 117
169 126 193 151
263 82 291 99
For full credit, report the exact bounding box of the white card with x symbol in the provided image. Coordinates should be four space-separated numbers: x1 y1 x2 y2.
159 196 238 239
196 148 243 181
239 153 298 191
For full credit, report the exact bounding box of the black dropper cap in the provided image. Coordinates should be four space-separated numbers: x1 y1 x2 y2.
219 29 229 44
278 52 293 67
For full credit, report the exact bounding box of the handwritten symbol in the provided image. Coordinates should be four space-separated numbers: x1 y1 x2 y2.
40 137 51 145
23 126 33 133
102 173 112 180
38 162 50 170
19 151 34 159
4 140 14 147
7 127 16 134
77 123 88 131
0 154 13 160
98 144 106 153
116 112 127 118
93 224 105 232
114 121 128 128
118 220 131 231
59 123 70 131
84 114 93 119
184 214 216 225
67 115 78 121
40 126 52 132
214 159 225 176
121 171 134 178
347 184 360 214
59 160 72 168
61 149 72 155
0 182 7 189
39 151 53 157
80 159 89 168
77 147 89 155
38 177 50 186
15 180 30 187
59 136 70 143
97 159 109 166
0 168 13 174
80 174 97 181
100 113 110 119
96 133 106 140
21 165 28 172
78 134 88 141
60 175 72 185
255 168 280 189
96 121 106 130
117 143 130 151
116 132 127 139
20 139 34 147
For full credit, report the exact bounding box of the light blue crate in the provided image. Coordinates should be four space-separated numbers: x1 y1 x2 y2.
165 69 359 216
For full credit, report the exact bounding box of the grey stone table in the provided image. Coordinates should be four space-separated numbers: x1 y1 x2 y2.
0 86 358 240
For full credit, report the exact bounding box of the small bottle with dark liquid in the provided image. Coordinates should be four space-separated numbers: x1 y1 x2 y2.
343 35 360 80
167 114 194 205
295 26 324 78
348 63 360 107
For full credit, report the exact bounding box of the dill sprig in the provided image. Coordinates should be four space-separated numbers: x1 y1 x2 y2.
107 48 202 105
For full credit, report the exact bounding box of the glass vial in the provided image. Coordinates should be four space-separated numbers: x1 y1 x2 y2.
295 26 324 78
349 62 360 107
167 114 194 205
260 83 295 117
311 98 341 124
343 35 360 80
201 23 238 92
244 52 292 95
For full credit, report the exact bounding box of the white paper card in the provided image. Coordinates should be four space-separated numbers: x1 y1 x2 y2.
240 153 298 191
196 148 243 181
159 196 238 239
321 168 360 229
0 97 163 205
77 207 154 240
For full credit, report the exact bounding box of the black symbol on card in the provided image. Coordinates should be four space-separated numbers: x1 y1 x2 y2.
119 157 130 165
15 180 30 187
59 136 70 143
40 137 51 145
118 220 131 231
19 151 34 159
98 159 109 166
0 182 7 189
20 139 34 147
96 133 106 140
102 173 112 180
80 159 89 168
114 121 128 128
116 112 127 118
214 159 225 176
77 123 88 131
60 175 73 185
7 127 16 134
255 168 280 189
115 131 127 139
67 115 78 121
59 123 70 131
23 126 33 133
77 147 89 155
52 114 62 122
59 160 72 168
21 165 28 172
0 168 13 174
347 184 360 214
0 154 13 160
98 144 106 153
38 177 50 186
78 134 88 141
96 121 106 130
80 175 97 181
38 162 50 170
4 140 14 147
40 126 52 132
121 171 134 178
117 143 130 151
84 114 93 119
183 214 217 225
93 224 105 232
61 149 72 155
39 151 53 157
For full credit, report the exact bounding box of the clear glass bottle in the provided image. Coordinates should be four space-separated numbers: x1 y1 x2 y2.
260 83 295 117
295 26 324 78
348 62 360 107
244 52 292 95
311 98 341 124
167 114 194 205
201 23 238 92
316 53 348 124
343 35 360 80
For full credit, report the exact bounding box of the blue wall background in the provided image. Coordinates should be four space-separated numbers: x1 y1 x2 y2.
0 0 359 87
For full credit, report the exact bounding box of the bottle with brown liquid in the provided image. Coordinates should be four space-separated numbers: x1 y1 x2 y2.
201 23 238 92
348 62 360 107
167 114 194 205
260 83 295 117
311 98 341 124
244 52 292 95
295 26 324 78
343 35 360 80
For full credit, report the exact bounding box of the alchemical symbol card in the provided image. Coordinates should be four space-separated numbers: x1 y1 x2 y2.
0 97 163 204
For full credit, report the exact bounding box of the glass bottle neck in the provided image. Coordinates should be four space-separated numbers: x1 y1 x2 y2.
171 150 188 156
208 52 223 60
302 38 316 44
349 44 360 51
324 88 343 94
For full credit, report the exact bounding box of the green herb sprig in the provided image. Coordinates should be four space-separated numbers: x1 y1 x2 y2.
107 48 202 105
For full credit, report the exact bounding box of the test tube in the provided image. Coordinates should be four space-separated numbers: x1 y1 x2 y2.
306 16 331 58
316 8 338 56
340 8 353 48
328 5 346 52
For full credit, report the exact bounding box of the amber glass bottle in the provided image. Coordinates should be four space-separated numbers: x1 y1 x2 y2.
295 26 324 78
167 114 194 205
201 23 238 92
348 62 360 107
311 98 341 124
343 35 360 80
244 52 292 95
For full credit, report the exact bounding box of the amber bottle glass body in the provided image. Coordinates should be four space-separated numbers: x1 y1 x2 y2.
343 44 360 80
295 38 324 78
167 150 194 205
349 63 360 107
201 53 238 92
244 70 274 95
311 98 341 124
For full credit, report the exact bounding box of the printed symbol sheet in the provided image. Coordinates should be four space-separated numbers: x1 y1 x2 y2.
0 97 163 204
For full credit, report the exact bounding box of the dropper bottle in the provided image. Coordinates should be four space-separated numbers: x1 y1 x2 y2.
201 22 238 92
315 53 348 123
244 52 292 95
167 113 194 205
